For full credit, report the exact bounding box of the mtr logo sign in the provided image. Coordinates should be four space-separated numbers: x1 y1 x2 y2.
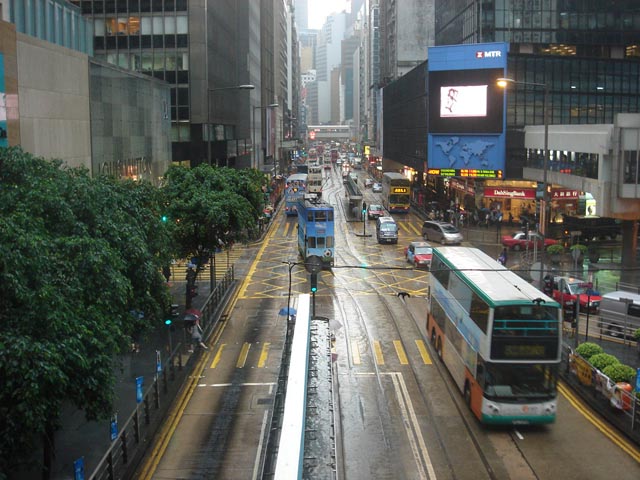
476 50 502 59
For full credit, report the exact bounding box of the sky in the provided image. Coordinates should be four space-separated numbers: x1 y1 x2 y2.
307 0 350 30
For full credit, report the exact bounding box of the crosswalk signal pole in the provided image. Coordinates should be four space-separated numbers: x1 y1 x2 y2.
310 272 318 317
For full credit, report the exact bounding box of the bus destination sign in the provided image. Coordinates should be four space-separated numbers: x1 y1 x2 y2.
492 341 557 360
392 187 408 193
427 168 503 179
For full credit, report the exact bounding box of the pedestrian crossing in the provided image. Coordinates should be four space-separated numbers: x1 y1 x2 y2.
168 248 243 282
205 338 433 369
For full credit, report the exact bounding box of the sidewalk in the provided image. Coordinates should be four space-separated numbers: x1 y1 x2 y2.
14 269 218 480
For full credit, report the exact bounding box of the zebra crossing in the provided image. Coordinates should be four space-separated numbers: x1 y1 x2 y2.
204 338 433 369
168 248 242 282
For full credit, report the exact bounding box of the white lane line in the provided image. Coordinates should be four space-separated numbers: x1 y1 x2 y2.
198 382 277 387
514 429 524 440
253 410 270 480
394 372 438 480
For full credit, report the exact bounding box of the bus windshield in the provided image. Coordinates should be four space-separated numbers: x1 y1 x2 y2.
483 363 558 400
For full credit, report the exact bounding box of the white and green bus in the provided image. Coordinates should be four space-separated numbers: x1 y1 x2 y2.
428 247 562 425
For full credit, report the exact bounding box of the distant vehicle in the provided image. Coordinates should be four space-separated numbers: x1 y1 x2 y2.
421 220 462 245
501 231 558 251
404 241 433 269
381 172 411 213
364 178 374 188
367 204 385 220
598 290 640 338
552 276 602 313
372 182 382 193
376 216 398 244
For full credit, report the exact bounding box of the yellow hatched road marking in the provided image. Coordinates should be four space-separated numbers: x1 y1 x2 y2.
210 344 226 369
398 222 412 234
237 342 251 368
407 222 421 236
351 340 361 365
373 340 385 365
258 342 270 368
393 340 409 365
415 340 432 364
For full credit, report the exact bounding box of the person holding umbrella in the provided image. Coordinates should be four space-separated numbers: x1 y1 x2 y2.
184 311 208 352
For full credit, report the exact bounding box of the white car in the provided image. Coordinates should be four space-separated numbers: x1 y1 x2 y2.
372 182 382 193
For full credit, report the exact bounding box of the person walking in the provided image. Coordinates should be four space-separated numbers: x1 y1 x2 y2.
497 248 508 266
188 318 208 352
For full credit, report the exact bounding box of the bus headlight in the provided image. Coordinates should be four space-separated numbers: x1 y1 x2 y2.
324 249 332 257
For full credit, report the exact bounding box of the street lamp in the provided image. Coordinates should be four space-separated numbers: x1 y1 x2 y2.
497 77 549 288
207 84 255 166
252 103 279 169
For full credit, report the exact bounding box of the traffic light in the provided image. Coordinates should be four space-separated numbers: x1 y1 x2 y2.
310 273 318 293
161 214 168 223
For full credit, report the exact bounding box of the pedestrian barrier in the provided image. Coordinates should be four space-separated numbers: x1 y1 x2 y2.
89 268 236 480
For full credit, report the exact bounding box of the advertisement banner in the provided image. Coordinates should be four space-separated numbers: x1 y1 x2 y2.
427 43 508 177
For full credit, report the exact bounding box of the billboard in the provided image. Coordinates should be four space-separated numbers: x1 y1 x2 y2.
427 43 508 178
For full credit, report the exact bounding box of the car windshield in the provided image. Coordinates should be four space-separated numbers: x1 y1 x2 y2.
442 224 459 233
380 223 396 231
370 205 383 211
567 281 592 295
415 247 432 255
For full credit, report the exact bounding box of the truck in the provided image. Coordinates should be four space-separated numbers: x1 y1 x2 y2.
559 215 621 243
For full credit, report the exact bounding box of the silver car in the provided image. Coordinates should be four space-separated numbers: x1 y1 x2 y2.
421 220 463 245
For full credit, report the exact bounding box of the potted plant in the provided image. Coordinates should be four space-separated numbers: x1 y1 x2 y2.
569 244 588 263
547 244 564 263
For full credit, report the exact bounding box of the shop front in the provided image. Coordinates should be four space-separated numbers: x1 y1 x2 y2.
483 185 536 223
450 178 476 211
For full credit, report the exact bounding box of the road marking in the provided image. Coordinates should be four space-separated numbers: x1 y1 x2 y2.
415 340 432 364
393 340 409 364
390 372 437 479
351 340 361 365
253 410 270 479
210 344 226 369
258 342 270 368
373 340 385 365
198 382 277 387
514 429 524 440
558 381 640 463
237 342 251 368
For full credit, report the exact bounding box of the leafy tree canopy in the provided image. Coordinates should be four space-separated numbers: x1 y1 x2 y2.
162 164 266 264
0 148 172 474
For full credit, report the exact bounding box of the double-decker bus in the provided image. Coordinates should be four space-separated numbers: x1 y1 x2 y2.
297 194 335 268
381 172 411 213
284 173 308 216
307 164 323 197
428 247 562 425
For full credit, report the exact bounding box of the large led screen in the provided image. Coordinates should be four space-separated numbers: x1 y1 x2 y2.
429 68 504 134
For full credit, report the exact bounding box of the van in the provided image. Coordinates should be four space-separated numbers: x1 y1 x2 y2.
376 216 398 244
421 220 463 245
598 291 640 339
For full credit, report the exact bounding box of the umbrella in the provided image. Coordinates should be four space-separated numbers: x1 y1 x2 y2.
278 306 297 316
184 308 202 319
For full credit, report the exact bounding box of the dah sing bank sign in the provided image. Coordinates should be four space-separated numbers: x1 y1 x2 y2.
484 187 535 199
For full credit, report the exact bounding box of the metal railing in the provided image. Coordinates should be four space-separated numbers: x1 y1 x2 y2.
89 267 236 480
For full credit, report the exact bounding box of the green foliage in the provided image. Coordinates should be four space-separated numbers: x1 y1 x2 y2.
162 164 266 270
574 342 604 360
0 147 173 472
588 353 620 371
546 244 565 254
569 243 588 255
602 364 636 383
633 328 640 340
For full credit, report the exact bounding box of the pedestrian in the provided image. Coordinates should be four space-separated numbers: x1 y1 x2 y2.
162 264 171 283
497 248 508 266
188 318 208 352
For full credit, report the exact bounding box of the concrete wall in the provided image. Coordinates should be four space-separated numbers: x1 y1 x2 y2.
16 32 91 169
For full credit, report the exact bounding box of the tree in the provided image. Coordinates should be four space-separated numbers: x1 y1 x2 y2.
162 164 265 275
0 148 173 477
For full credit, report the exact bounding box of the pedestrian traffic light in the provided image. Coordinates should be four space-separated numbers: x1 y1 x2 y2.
161 214 168 223
310 273 318 293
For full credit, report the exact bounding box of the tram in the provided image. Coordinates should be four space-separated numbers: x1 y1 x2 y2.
297 194 335 268
284 173 308 216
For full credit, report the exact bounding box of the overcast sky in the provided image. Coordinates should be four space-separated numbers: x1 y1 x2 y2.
307 0 350 29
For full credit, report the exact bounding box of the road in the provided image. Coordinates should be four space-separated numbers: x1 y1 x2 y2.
136 165 640 480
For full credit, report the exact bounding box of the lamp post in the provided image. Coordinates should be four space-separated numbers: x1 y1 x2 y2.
206 84 255 166
252 103 279 169
497 77 549 288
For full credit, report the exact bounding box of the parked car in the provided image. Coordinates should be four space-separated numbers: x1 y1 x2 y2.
372 182 382 193
367 204 385 220
404 241 433 269
501 231 558 251
421 220 463 245
552 276 602 313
